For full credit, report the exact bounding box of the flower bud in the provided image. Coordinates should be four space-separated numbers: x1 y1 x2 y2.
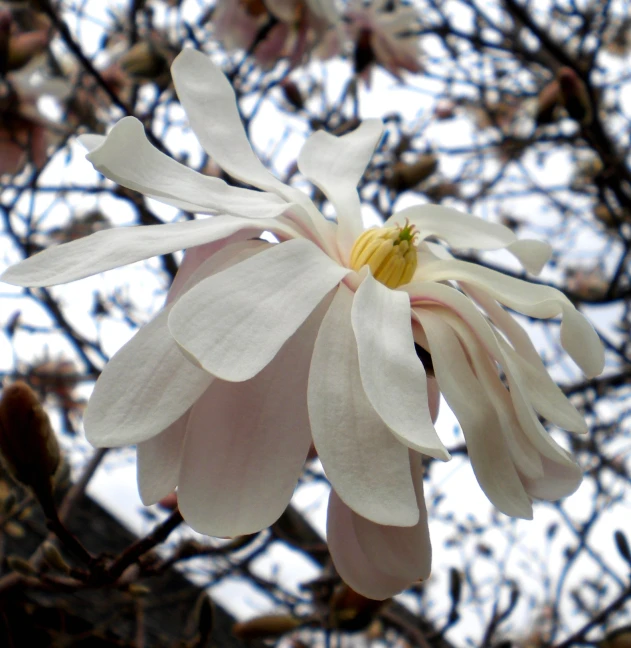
119 40 169 80
7 30 49 72
233 615 301 640
535 78 560 125
388 155 438 192
557 67 593 126
6 555 37 576
0 382 60 510
41 540 71 573
330 584 387 631
281 79 304 110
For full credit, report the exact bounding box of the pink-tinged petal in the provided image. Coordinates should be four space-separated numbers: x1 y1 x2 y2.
176 297 327 537
521 454 583 501
137 412 188 505
414 308 533 519
309 284 419 527
465 285 587 433
169 238 349 382
1 214 260 287
80 118 291 218
388 205 551 274
84 306 214 448
353 452 431 580
351 274 449 461
434 307 544 480
298 120 383 261
416 258 604 377
327 489 415 600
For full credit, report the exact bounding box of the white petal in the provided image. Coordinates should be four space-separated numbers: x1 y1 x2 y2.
415 308 533 519
176 298 325 537
171 50 294 201
80 118 290 218
169 238 349 382
327 489 415 600
353 452 431 580
298 120 383 260
390 205 551 272
521 454 583 501
84 306 214 448
1 214 260 287
309 284 419 527
351 274 449 460
136 412 188 505
416 258 604 377
464 285 587 433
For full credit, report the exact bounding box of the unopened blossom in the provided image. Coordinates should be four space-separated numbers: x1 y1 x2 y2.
345 0 423 86
2 49 604 599
212 0 340 68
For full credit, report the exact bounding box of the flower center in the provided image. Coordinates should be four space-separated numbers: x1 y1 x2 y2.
349 220 418 289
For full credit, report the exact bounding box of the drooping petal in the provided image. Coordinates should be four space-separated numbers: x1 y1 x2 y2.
80 117 291 218
352 452 431 580
464 285 587 433
327 489 415 600
136 412 188 505
388 205 552 274
416 258 604 377
414 308 533 519
84 307 214 448
521 454 583 501
169 238 349 382
309 283 419 527
298 120 383 260
176 297 327 537
351 274 449 460
1 214 261 287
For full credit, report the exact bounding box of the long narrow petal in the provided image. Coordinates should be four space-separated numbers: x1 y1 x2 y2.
298 120 383 261
389 205 552 274
80 117 291 217
84 307 214 448
176 298 326 537
352 452 431 580
464 285 587 433
136 412 188 505
169 238 349 382
1 215 261 287
171 49 296 202
351 274 449 460
327 489 414 600
416 259 604 377
309 284 419 527
414 308 533 519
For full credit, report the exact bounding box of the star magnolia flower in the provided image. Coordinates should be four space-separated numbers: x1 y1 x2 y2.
345 0 424 85
212 0 340 68
1 49 604 600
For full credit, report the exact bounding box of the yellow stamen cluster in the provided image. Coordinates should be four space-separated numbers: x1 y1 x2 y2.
349 221 418 289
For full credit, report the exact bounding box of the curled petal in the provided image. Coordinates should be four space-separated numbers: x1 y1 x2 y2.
309 284 419 527
351 274 449 460
80 117 290 217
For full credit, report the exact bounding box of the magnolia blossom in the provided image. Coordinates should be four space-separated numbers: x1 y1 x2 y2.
212 0 340 68
2 49 604 599
345 0 423 85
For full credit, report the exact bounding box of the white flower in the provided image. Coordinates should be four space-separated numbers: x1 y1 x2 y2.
345 0 424 85
1 49 604 600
